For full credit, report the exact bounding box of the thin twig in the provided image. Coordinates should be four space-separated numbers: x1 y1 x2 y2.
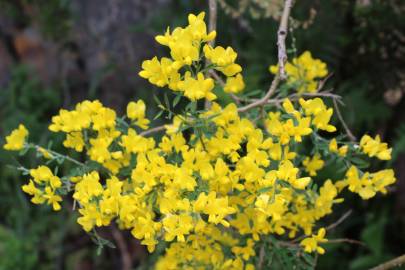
209 69 225 86
208 0 217 47
205 0 218 109
139 125 166 136
238 74 280 112
291 210 353 244
333 98 356 142
111 225 132 270
257 243 265 269
326 210 352 231
291 90 344 104
314 253 319 268
32 144 85 167
326 238 365 246
278 240 299 247
238 0 294 112
316 72 334 92
370 254 405 270
277 0 294 79
257 90 344 106
283 237 364 248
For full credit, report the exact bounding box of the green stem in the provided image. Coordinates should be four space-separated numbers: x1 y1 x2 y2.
116 117 130 129
15 166 30 174
31 144 85 167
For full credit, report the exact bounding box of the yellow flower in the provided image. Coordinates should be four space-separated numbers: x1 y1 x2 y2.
127 100 150 129
49 109 90 133
204 45 242 77
91 107 116 131
255 194 287 221
303 153 325 176
164 116 184 135
38 147 53 159
232 239 256 261
224 74 245 93
154 12 215 69
43 186 62 211
299 98 336 132
360 134 392 160
130 213 161 252
277 160 311 189
73 171 103 204
3 124 29 151
177 72 216 101
30 165 54 183
63 131 85 152
127 100 145 120
270 51 328 93
300 228 328 254
194 192 236 227
21 166 62 211
187 12 216 42
162 213 194 242
120 128 155 154
329 138 348 156
342 166 396 200
139 57 180 89
88 136 112 163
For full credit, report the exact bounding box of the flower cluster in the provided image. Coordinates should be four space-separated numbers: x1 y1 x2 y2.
337 166 395 200
139 12 245 101
270 51 328 93
22 166 62 211
3 12 396 270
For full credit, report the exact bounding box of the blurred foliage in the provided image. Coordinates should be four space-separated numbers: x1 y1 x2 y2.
0 65 64 269
0 0 404 269
217 0 284 20
0 0 71 40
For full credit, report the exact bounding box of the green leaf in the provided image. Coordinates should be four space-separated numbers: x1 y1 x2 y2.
18 147 29 156
164 93 170 110
153 95 162 106
361 214 386 256
173 94 182 107
153 110 164 120
301 252 315 267
257 186 272 193
350 157 370 169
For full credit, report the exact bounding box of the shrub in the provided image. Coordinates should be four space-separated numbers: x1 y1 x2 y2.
3 10 396 270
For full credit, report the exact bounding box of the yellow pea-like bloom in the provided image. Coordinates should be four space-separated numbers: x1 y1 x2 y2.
63 131 85 152
127 100 150 130
270 51 328 93
329 138 348 156
3 124 29 151
224 74 245 93
303 153 325 176
162 213 194 242
139 57 180 89
177 72 216 101
299 98 336 132
22 165 62 211
204 45 242 77
300 228 328 254
360 134 392 160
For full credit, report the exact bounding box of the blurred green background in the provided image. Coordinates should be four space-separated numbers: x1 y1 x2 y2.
0 0 404 269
